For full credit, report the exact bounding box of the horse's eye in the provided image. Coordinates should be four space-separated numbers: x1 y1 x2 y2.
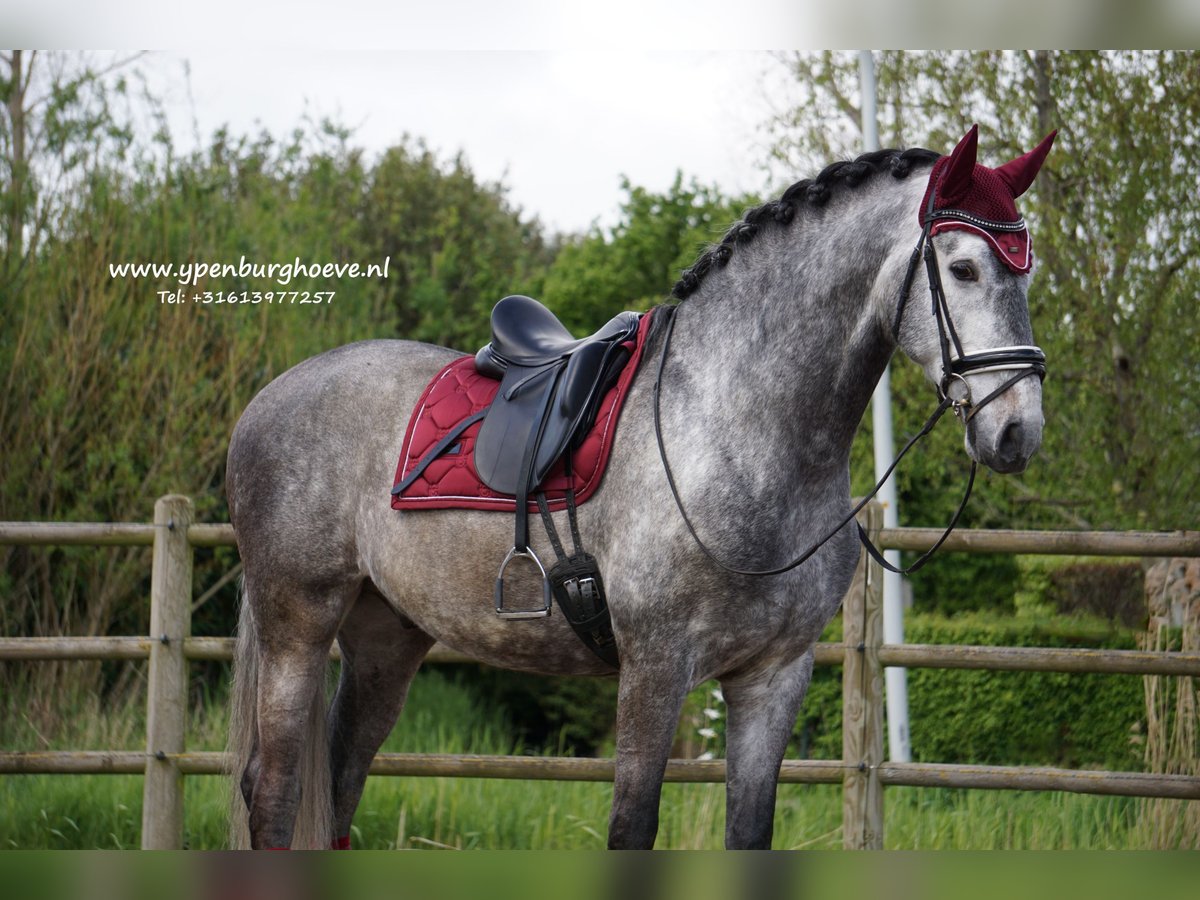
950 261 978 282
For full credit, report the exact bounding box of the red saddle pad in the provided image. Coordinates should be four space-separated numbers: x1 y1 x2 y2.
391 309 655 512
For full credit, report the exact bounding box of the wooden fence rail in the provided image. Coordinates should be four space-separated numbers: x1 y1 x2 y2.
3 750 1195 802
6 636 1200 676
1 496 1198 849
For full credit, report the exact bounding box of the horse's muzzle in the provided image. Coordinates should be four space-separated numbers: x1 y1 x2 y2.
970 404 1044 474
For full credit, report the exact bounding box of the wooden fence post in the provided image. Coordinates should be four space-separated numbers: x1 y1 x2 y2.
142 495 194 849
842 500 885 849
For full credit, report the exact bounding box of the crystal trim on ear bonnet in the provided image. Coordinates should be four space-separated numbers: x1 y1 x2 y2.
919 125 1057 274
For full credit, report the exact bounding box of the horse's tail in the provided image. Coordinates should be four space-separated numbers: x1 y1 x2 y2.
227 578 334 849
227 577 258 849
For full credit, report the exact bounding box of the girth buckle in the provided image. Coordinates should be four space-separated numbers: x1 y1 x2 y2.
494 547 553 619
565 575 599 607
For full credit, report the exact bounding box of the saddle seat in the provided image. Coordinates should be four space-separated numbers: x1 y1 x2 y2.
473 295 641 498
475 293 640 373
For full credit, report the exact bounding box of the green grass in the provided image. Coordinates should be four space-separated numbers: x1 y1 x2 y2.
0 669 1167 849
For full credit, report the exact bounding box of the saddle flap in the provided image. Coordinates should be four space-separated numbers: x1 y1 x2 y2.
474 361 572 496
560 341 631 440
558 342 608 419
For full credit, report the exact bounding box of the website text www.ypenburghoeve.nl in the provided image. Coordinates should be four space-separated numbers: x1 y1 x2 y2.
109 255 390 288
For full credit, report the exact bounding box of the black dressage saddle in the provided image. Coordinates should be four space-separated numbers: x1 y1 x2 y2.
471 295 638 665
474 295 641 496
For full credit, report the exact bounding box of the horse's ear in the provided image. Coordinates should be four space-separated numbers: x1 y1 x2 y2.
938 124 979 204
996 130 1058 199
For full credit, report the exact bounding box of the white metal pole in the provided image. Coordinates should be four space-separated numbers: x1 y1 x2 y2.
859 50 912 763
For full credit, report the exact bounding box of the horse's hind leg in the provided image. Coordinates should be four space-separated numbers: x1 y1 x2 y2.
328 589 435 846
242 580 350 850
719 650 815 849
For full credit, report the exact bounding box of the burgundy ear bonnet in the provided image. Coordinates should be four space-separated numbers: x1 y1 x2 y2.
919 124 1057 274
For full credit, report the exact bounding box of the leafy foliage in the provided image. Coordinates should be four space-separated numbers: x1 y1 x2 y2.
449 668 618 756
541 174 746 329
1045 561 1146 626
362 139 552 350
796 613 1145 770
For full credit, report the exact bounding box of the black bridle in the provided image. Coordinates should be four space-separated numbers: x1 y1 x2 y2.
896 194 1047 425
652 194 1047 578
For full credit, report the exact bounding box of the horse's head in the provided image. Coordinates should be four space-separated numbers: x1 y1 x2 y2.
894 125 1056 474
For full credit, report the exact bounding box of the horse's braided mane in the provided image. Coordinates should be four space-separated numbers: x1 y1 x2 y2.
671 147 941 300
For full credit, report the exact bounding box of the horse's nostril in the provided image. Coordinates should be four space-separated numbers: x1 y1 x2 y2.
998 421 1024 461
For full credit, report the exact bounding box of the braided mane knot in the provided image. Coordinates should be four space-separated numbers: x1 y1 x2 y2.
671 147 939 300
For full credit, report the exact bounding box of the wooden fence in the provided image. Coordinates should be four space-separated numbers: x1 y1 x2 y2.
1 494 1199 849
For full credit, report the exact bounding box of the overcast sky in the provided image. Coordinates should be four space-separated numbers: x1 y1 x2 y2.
145 51 790 236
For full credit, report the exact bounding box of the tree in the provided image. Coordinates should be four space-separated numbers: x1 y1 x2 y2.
1 51 143 291
361 138 551 351
541 174 745 330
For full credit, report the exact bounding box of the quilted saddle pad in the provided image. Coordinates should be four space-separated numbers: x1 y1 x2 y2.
390 309 654 512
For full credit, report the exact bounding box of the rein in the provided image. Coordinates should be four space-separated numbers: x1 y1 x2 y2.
652 194 1047 579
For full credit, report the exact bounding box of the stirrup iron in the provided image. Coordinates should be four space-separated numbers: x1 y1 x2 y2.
494 546 553 619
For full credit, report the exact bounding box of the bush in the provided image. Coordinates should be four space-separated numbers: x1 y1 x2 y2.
792 612 1145 771
1046 561 1146 627
449 669 618 756
908 552 1021 616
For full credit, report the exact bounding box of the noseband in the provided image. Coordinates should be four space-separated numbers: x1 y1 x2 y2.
652 194 1048 579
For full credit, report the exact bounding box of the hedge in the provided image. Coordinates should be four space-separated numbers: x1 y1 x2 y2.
795 613 1146 771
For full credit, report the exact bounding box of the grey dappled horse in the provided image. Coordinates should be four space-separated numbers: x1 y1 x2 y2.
226 127 1053 849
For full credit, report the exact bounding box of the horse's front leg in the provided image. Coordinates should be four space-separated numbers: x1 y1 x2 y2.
719 649 815 849
608 660 693 849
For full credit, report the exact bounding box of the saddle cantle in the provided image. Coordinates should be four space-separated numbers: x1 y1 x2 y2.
473 295 641 496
